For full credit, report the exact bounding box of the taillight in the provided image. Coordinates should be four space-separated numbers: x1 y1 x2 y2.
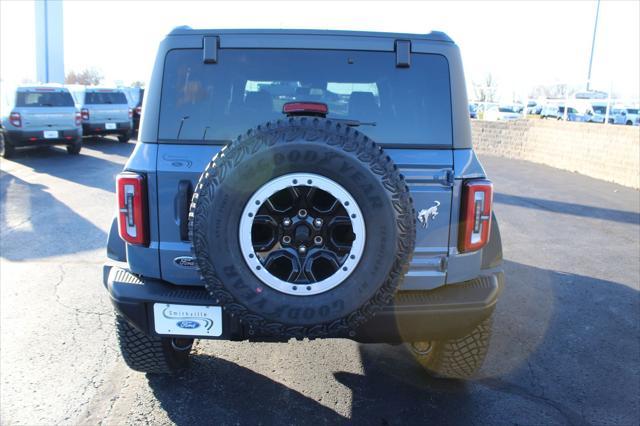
81 108 90 121
135 106 141 115
459 179 493 252
128 108 133 119
116 172 148 246
9 112 21 127
75 112 82 126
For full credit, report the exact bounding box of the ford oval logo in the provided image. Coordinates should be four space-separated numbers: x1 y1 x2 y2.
176 320 200 329
174 256 196 268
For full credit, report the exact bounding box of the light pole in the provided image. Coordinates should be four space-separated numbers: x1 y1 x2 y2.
586 0 600 92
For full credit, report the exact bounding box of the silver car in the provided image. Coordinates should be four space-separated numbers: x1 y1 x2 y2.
71 87 133 142
0 85 82 158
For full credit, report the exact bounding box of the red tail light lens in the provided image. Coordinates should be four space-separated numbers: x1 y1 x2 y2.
128 108 133 119
81 108 90 121
116 172 148 246
459 179 493 252
9 112 21 127
75 112 82 126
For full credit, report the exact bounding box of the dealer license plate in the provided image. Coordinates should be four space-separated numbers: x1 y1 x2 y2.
105 122 117 130
153 303 222 337
43 130 59 139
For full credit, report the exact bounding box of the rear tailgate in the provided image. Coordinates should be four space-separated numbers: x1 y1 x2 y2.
14 88 77 130
155 144 453 290
87 104 129 122
85 90 130 122
19 106 77 129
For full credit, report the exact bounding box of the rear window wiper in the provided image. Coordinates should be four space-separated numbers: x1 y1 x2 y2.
333 118 376 127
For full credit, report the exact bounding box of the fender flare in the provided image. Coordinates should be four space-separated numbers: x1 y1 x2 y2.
107 216 127 262
481 212 502 269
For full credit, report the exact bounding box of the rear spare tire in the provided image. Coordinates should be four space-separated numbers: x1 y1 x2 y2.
189 117 415 339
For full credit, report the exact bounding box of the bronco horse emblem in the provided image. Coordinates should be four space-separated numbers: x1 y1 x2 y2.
417 201 441 229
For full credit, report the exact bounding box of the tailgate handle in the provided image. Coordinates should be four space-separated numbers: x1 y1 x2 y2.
177 180 193 241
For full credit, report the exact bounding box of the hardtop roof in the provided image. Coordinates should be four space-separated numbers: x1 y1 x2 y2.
167 26 454 43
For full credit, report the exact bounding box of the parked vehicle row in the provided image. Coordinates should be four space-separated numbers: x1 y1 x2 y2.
470 100 639 126
0 84 142 158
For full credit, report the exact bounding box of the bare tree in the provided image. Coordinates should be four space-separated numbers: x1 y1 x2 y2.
65 68 103 86
472 73 498 103
529 83 582 99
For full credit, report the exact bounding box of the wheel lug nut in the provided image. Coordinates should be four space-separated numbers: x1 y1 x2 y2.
298 209 307 218
314 236 323 245
283 218 291 227
298 245 307 255
282 236 291 244
314 218 323 228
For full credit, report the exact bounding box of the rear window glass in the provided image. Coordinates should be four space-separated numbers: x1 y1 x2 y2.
16 90 74 107
159 49 452 145
85 91 128 105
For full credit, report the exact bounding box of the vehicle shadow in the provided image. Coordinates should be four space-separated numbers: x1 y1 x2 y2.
337 260 639 424
0 170 107 260
81 136 136 157
146 260 639 424
1 138 132 193
147 354 349 425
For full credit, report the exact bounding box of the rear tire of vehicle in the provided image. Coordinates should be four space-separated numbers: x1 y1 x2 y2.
118 132 131 143
626 121 633 126
409 316 494 380
115 314 193 375
0 131 14 159
66 138 82 155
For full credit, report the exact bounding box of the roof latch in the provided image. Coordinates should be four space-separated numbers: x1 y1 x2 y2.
395 40 411 68
203 36 218 64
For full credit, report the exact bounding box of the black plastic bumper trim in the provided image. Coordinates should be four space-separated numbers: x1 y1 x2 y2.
82 122 131 135
104 264 503 343
6 129 80 146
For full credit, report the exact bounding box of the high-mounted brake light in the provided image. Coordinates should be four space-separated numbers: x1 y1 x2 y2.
81 108 90 121
459 179 493 252
116 172 149 246
9 112 21 127
128 108 133 119
75 112 82 126
283 102 328 117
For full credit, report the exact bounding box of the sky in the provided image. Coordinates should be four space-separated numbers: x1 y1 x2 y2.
1 0 639 102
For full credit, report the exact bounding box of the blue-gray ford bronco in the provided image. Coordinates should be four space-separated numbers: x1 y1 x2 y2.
104 27 504 379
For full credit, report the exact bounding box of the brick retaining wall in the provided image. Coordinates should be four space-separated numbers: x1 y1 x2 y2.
471 119 640 189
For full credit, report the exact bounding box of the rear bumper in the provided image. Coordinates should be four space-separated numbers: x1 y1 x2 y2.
103 264 503 343
6 128 80 147
82 122 131 136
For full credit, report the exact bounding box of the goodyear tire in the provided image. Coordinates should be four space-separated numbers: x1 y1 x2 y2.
115 314 192 374
189 117 415 339
409 316 494 379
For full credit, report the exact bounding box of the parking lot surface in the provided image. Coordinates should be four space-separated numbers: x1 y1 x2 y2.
1 139 638 425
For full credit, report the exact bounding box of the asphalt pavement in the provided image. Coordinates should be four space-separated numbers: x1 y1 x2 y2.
1 138 638 425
